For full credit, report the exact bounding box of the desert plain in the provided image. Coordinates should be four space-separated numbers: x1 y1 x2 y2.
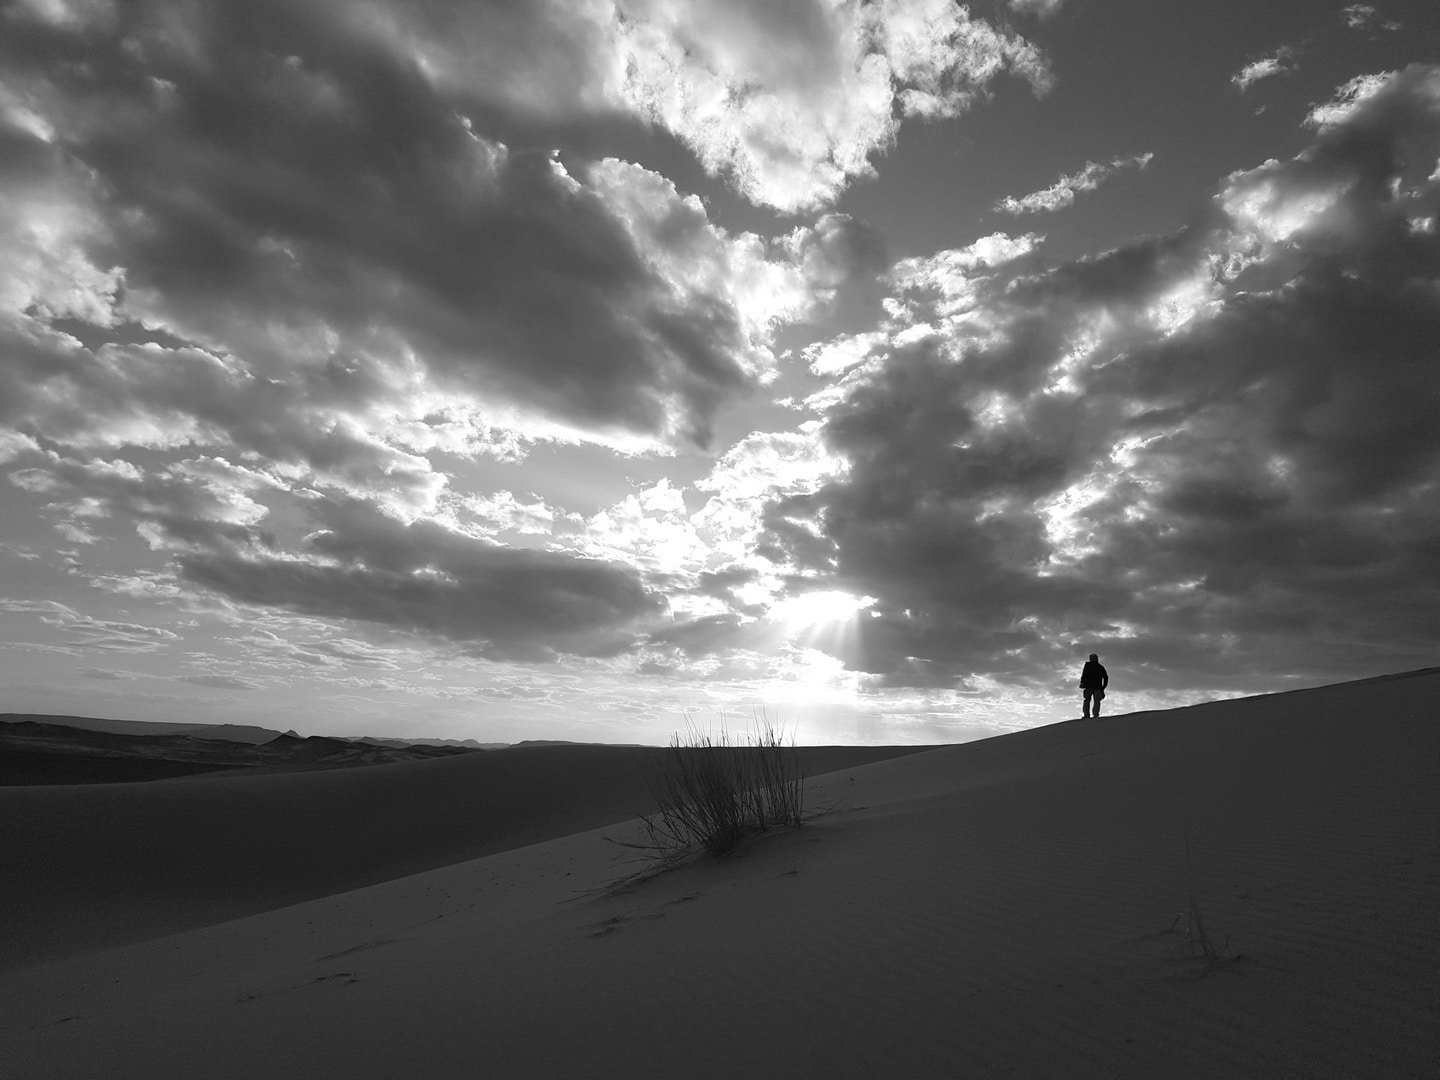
1 670 1435 1078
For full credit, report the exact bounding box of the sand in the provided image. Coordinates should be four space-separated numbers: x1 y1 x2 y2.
0 743 924 969
1 673 1435 1078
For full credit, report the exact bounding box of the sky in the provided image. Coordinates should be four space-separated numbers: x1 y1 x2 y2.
2 0 1438 745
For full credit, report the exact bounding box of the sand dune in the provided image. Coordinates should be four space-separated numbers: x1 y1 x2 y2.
0 742 925 969
1 673 1436 1078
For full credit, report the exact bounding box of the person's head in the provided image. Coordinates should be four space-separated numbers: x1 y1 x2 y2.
1088 653 1098 662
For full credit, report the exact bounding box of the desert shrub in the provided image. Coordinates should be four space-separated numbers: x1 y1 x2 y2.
635 712 805 859
1165 832 1238 973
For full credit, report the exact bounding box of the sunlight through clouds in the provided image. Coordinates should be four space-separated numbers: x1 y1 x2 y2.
768 589 876 632
1147 273 1218 336
2 1 1438 741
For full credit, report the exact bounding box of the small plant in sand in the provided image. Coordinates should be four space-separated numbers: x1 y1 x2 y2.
1166 833 1237 972
630 710 806 860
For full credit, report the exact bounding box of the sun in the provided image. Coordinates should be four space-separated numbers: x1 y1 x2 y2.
764 590 877 685
768 590 875 630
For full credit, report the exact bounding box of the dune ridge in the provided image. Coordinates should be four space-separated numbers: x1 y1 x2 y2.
1 672 1436 1078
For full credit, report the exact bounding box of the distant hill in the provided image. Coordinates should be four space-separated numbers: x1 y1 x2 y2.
0 714 507 749
349 736 498 750
509 739 650 748
0 720 482 786
0 714 285 745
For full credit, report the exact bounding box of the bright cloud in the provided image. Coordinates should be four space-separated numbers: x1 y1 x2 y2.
1231 47 1300 91
614 0 1054 211
0 599 182 654
1007 0 1065 16
994 153 1154 215
1341 4 1401 31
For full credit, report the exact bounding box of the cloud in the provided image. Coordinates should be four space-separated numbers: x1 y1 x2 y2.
363 0 1053 212
613 0 1054 211
766 65 1440 692
79 667 136 680
0 0 1044 675
0 598 182 652
994 153 1154 215
0 3 849 460
5 447 669 661
105 0 1055 218
646 611 748 657
459 492 559 539
175 496 668 662
1007 0 1065 16
1231 47 1300 91
0 0 916 666
782 213 891 324
8 452 271 555
1340 4 1400 32
179 673 261 690
224 626 411 671
549 433 854 638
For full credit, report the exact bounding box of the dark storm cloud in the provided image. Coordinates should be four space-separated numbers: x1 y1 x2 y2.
768 65 1440 692
0 0 784 448
177 496 667 661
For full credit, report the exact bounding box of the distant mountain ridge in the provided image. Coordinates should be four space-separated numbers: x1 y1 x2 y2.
508 739 649 748
0 717 484 786
347 735 497 750
0 714 285 745
0 714 503 748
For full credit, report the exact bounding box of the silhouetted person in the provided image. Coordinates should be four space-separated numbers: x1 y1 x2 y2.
1079 653 1108 718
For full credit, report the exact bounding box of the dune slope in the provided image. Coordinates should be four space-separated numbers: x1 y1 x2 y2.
1 673 1436 1078
0 742 924 968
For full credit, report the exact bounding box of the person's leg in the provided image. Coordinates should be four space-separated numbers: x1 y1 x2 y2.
1092 692 1101 717
1082 689 1091 718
